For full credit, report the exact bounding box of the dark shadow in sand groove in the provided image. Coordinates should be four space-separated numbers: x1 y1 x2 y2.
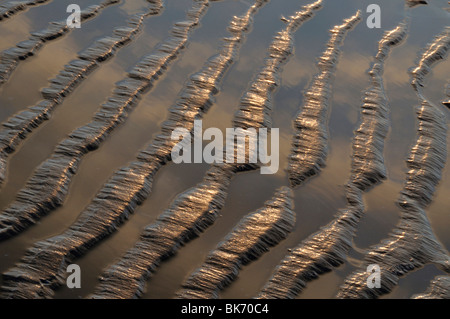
442 83 449 108
405 0 429 8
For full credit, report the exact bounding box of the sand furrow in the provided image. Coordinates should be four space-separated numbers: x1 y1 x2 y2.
176 187 294 299
0 0 121 86
412 276 450 299
0 1 164 189
89 0 323 299
0 0 260 298
0 0 52 22
257 20 408 300
337 27 450 299
287 11 361 187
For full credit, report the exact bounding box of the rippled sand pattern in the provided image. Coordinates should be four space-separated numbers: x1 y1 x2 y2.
0 0 449 299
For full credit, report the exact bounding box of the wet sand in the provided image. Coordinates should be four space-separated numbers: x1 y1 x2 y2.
0 0 449 299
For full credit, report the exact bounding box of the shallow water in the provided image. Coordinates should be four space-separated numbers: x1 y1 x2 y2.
0 0 448 299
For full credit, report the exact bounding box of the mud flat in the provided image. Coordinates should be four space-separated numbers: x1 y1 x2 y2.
0 0 121 86
337 27 450 299
0 0 53 22
258 20 410 299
